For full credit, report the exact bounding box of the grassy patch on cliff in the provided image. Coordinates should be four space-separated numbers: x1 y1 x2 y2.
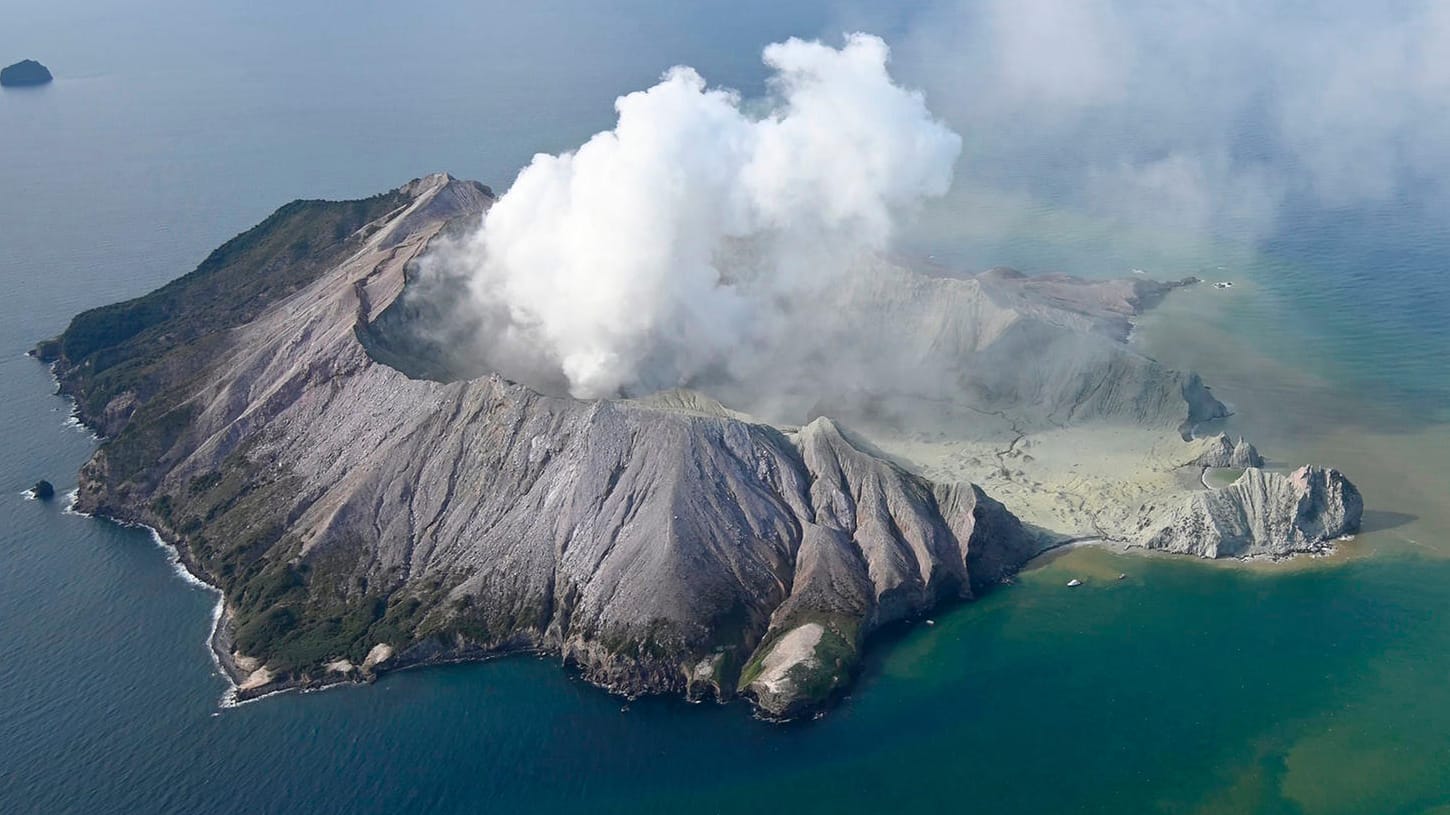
234 591 391 669
227 561 448 672
737 612 862 696
163 445 454 674
106 403 198 487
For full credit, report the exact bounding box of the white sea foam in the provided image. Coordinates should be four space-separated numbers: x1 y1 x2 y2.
61 413 100 441
44 349 242 706
62 488 85 516
128 523 235 706
209 596 241 708
41 356 101 440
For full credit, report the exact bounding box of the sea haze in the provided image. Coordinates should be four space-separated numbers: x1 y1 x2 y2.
3 2 1449 813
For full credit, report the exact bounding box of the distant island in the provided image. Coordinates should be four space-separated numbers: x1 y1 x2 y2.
32 174 1362 719
1 59 52 87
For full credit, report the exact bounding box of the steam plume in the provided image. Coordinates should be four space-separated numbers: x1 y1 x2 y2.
446 33 960 399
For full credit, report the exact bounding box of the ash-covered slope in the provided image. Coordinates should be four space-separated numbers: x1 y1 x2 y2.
38 174 1038 718
710 260 1227 437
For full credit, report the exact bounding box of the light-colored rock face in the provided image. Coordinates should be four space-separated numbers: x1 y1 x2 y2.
1190 433 1265 469
238 666 274 692
1138 466 1363 558
361 643 393 673
747 623 825 707
1231 437 1265 469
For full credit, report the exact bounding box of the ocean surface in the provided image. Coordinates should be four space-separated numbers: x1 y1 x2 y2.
3 3 1449 813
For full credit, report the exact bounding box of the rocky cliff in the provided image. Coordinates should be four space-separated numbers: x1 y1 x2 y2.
1190 433 1265 469
1138 466 1363 558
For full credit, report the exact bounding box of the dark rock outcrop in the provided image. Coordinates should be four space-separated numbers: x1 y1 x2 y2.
1 60 52 87
30 480 55 500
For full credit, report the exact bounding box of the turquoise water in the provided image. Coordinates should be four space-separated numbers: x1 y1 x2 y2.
4 3 1450 813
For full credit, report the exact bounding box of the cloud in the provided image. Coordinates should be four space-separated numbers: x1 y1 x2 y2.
876 0 1450 243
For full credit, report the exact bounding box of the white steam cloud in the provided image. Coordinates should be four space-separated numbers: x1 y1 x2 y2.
860 0 1450 246
450 33 960 398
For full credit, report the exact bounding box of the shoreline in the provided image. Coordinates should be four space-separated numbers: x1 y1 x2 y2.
44 361 255 708
59 471 716 709
49 431 1360 715
62 487 243 705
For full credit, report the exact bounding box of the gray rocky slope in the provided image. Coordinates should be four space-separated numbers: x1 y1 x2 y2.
1191 433 1266 469
1140 466 1362 558
41 174 1361 718
788 265 1228 436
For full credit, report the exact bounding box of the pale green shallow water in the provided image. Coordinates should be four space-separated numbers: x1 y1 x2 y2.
3 3 1449 813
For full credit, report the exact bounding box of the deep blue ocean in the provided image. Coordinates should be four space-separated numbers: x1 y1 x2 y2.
3 3 1449 813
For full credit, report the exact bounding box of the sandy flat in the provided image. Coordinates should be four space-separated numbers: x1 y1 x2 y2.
869 418 1204 542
